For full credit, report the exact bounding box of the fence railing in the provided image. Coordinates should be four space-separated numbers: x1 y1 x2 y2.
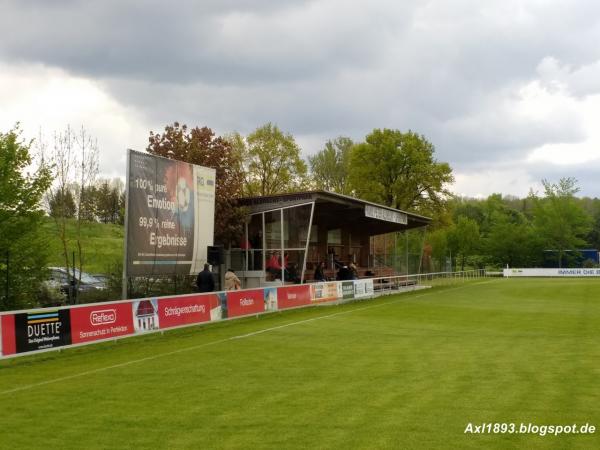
0 269 489 359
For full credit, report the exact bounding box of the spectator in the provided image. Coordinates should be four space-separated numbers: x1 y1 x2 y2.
196 264 215 292
314 261 327 282
224 269 241 290
337 264 353 281
349 262 359 280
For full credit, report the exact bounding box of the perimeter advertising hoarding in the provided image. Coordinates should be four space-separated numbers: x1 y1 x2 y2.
126 150 216 276
1 314 16 356
277 285 311 310
339 281 355 300
158 294 214 329
70 303 134 344
353 279 374 299
503 268 600 277
227 289 265 318
310 282 339 303
13 309 72 354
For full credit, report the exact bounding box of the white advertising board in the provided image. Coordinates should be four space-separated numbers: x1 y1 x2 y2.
504 268 600 277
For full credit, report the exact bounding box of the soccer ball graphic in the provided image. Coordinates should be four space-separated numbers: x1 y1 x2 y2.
176 178 191 212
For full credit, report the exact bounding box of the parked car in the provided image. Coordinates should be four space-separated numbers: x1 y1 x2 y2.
45 267 108 295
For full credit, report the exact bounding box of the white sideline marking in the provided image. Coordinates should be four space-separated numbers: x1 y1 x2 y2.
0 279 498 395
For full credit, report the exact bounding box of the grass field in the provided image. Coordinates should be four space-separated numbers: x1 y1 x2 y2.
41 218 123 274
1 278 599 449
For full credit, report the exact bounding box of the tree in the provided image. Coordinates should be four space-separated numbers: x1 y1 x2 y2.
0 125 53 310
42 126 99 304
348 129 453 215
485 211 542 268
244 123 308 196
308 137 353 194
448 216 480 270
532 178 591 267
48 187 76 218
147 122 246 245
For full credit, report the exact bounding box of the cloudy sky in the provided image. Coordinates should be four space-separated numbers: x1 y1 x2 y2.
1 0 599 197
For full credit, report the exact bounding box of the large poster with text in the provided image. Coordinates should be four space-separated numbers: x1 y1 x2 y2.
158 294 214 329
70 303 134 344
227 289 265 318
126 150 216 276
277 285 312 309
354 279 374 299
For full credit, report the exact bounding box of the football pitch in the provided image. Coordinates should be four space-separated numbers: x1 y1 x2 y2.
1 278 599 449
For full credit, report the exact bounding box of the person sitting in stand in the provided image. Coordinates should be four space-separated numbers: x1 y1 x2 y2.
349 262 359 280
314 261 328 282
266 251 283 279
336 264 353 281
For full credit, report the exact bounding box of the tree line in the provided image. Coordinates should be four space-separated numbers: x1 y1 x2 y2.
1 121 599 310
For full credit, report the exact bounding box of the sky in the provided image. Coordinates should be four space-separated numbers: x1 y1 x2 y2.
1 0 599 198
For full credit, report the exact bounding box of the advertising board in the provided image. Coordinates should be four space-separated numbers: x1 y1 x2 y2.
125 150 216 276
226 289 265 318
70 302 134 344
276 285 311 310
158 294 213 329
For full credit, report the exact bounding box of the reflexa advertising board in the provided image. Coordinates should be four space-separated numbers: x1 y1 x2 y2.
158 294 214 329
226 289 265 318
125 150 216 276
276 285 311 310
503 268 600 277
71 303 134 344
310 282 339 303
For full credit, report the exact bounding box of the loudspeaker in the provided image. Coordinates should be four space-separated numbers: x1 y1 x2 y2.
207 245 224 266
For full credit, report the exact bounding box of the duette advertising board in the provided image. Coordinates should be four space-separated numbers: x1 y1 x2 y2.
126 150 216 276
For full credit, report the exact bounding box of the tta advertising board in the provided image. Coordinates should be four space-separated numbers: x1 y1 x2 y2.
158 294 214 329
227 289 265 318
70 303 134 344
339 281 355 300
12 309 72 354
310 282 339 303
126 150 216 276
277 285 312 310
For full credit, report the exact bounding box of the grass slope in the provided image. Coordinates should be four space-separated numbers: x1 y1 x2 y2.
1 279 599 449
41 218 124 273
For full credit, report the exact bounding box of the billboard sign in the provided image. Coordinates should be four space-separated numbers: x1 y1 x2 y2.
126 150 216 276
70 303 134 344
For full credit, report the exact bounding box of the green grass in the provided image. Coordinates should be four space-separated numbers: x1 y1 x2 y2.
1 278 599 449
41 217 123 273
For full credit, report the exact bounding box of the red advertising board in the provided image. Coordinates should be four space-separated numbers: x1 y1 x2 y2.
158 294 213 329
277 285 312 309
70 302 134 344
1 314 16 356
227 289 265 318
